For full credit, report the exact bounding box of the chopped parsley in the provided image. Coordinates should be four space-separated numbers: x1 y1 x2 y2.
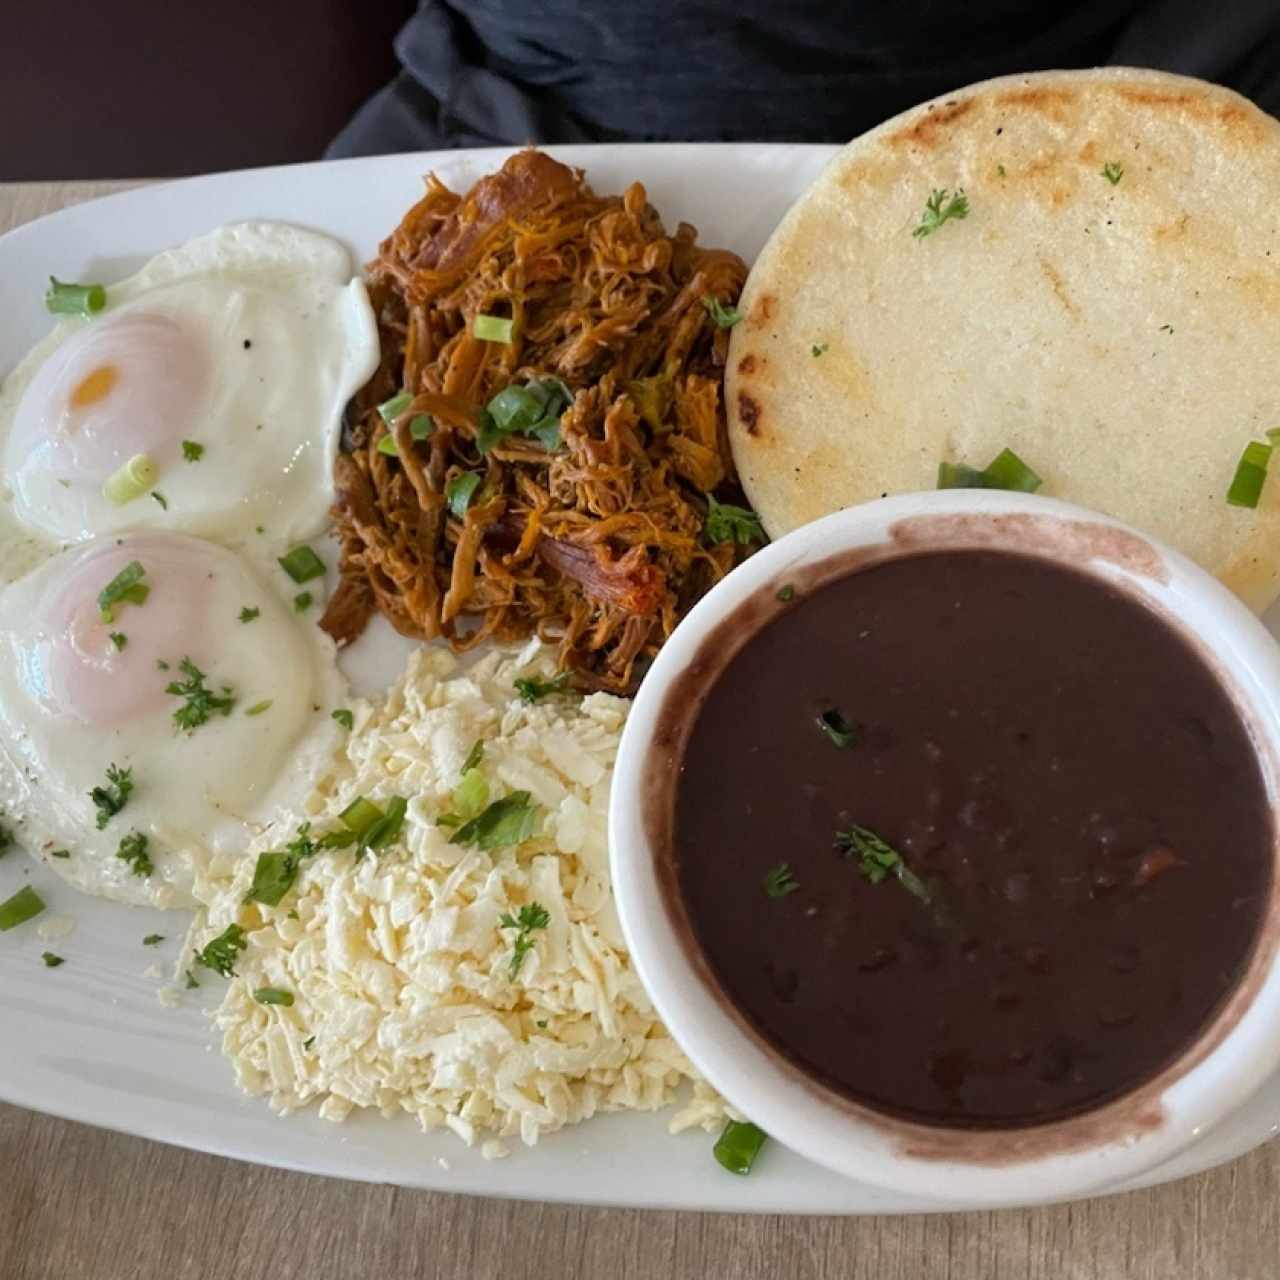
357 796 407 860
763 862 799 898
498 902 550 979
42 952 65 968
195 923 248 977
461 739 484 773
166 657 236 732
776 584 795 602
181 440 205 462
817 709 857 749
332 708 354 731
913 188 970 239
0 824 11 854
811 342 829 357
705 496 765 546
253 987 294 1007
293 591 313 612
116 831 152 878
239 606 260 623
702 295 743 329
142 934 165 946
151 490 168 511
996 163 1006 177
108 631 127 651
450 793 538 850
97 560 149 623
184 970 200 989
835 824 931 904
90 763 134 829
513 672 572 704
303 1036 316 1051
245 699 273 717
1102 162 1124 185
246 824 317 907
49 848 70 859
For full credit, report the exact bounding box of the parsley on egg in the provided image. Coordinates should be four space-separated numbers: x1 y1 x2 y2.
90 763 133 829
116 831 153 878
166 657 236 732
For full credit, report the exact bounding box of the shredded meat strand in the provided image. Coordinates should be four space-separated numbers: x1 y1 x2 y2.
326 149 752 693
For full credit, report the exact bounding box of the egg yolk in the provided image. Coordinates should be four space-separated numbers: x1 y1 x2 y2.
69 364 119 410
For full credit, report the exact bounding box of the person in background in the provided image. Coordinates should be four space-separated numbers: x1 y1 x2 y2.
329 0 1280 157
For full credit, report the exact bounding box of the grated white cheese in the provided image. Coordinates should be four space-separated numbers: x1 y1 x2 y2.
192 643 729 1154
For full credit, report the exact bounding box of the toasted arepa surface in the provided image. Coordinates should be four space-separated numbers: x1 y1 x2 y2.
728 67 1280 610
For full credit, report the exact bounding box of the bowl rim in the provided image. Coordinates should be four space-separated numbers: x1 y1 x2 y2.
608 489 1280 1203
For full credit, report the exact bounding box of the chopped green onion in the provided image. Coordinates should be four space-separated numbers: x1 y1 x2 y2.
714 1120 767 1175
375 414 433 457
293 591 313 612
245 699 273 717
102 453 158 506
451 768 489 822
359 796 407 857
937 447 1041 494
46 277 105 316
450 792 538 850
339 796 384 837
488 385 543 431
278 545 325 584
478 379 571 455
97 560 149 622
378 390 413 424
253 987 294 1007
1267 427 1280 446
817 709 857 749
332 708 354 731
1227 441 1272 509
937 462 991 489
0 885 46 931
446 472 483 518
982 447 1042 493
702 296 743 329
181 440 205 462
474 313 515 343
42 951 65 967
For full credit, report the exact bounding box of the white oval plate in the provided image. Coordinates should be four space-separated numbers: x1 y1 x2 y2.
1 144 1277 1213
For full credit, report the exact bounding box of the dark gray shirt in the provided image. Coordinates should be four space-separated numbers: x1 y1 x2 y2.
329 0 1280 155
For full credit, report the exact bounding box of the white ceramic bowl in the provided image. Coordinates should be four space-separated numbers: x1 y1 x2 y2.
609 490 1280 1205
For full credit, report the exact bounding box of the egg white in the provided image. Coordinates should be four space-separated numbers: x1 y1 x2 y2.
0 222 378 565
0 532 348 908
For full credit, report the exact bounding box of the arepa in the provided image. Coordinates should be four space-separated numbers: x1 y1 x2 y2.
728 67 1280 610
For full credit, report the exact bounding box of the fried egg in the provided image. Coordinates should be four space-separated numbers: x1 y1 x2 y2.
0 222 378 557
0 532 347 908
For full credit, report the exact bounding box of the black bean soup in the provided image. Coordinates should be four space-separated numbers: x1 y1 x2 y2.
670 549 1273 1128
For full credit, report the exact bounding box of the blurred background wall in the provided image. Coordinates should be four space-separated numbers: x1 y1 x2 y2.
0 1 417 178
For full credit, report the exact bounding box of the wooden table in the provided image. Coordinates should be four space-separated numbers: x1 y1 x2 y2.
2 180 1279 1280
